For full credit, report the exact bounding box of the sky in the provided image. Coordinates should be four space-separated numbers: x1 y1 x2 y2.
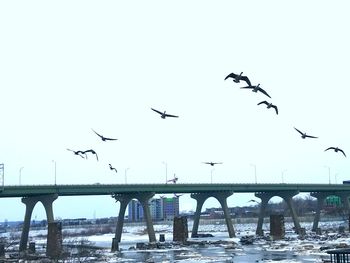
1 0 350 222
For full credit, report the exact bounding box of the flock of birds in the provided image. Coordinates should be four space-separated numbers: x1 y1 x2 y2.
67 129 118 174
66 71 346 183
224 72 346 158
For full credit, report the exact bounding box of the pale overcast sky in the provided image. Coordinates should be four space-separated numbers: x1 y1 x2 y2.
1 1 350 221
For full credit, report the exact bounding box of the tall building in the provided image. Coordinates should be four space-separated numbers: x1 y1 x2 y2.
127 196 179 222
128 199 144 222
162 197 179 221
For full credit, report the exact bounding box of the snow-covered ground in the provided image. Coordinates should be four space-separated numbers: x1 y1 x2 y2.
1 220 349 262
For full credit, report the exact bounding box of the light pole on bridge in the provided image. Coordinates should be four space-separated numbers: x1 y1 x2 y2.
210 168 215 183
52 160 57 185
250 164 257 184
162 161 168 184
19 167 24 185
124 167 130 184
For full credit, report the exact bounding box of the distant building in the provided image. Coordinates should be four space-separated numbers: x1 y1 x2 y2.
128 196 179 222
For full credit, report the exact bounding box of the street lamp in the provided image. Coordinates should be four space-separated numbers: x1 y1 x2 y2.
281 169 287 183
19 167 24 185
210 168 215 183
324 165 331 184
162 161 168 183
250 164 257 183
52 160 57 185
124 168 130 184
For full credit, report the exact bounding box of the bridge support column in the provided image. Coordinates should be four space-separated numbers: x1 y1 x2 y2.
190 193 209 238
311 192 327 232
19 194 58 252
281 191 301 234
112 194 133 243
213 191 235 237
137 193 156 243
340 193 350 214
255 192 273 236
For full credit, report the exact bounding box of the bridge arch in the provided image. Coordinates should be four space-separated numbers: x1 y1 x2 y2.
190 191 235 238
19 194 57 252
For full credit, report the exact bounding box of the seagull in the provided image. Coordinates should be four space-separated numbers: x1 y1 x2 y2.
224 72 251 86
294 127 318 139
92 129 117 142
203 162 223 166
240 84 271 98
109 164 118 173
67 149 86 159
151 108 178 119
324 147 346 157
167 175 178 184
257 101 278 115
82 149 99 161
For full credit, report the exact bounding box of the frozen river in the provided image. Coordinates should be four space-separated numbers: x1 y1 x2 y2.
82 220 348 262
3 219 348 262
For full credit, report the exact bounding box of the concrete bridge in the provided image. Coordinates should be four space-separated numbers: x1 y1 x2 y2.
1 183 350 252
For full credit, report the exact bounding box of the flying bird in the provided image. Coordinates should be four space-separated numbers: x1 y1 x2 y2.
294 127 318 139
151 108 178 119
67 149 86 159
224 72 251 86
324 147 346 157
92 129 117 142
203 162 223 166
82 149 99 161
109 164 118 173
257 101 278 115
241 84 271 98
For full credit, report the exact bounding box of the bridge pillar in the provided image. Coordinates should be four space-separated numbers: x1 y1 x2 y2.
310 192 328 231
19 194 58 252
339 193 350 214
281 191 301 234
213 191 235 237
190 193 209 238
137 192 156 242
112 194 133 243
255 192 274 236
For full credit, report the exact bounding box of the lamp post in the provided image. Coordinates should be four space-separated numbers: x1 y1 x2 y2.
210 168 215 183
124 168 130 184
52 160 57 185
162 161 168 184
250 164 257 183
19 167 24 185
324 165 331 184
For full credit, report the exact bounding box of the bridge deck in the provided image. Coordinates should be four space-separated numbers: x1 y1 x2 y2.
1 183 350 198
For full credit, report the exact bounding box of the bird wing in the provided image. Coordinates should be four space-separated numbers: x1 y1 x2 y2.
257 101 268 106
324 147 334 152
240 86 253 90
305 134 318 139
339 149 347 157
92 129 103 138
164 113 179 118
240 76 251 86
151 108 163 115
104 137 118 141
224 72 237 80
294 127 304 135
257 87 271 98
67 148 74 152
271 105 278 115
